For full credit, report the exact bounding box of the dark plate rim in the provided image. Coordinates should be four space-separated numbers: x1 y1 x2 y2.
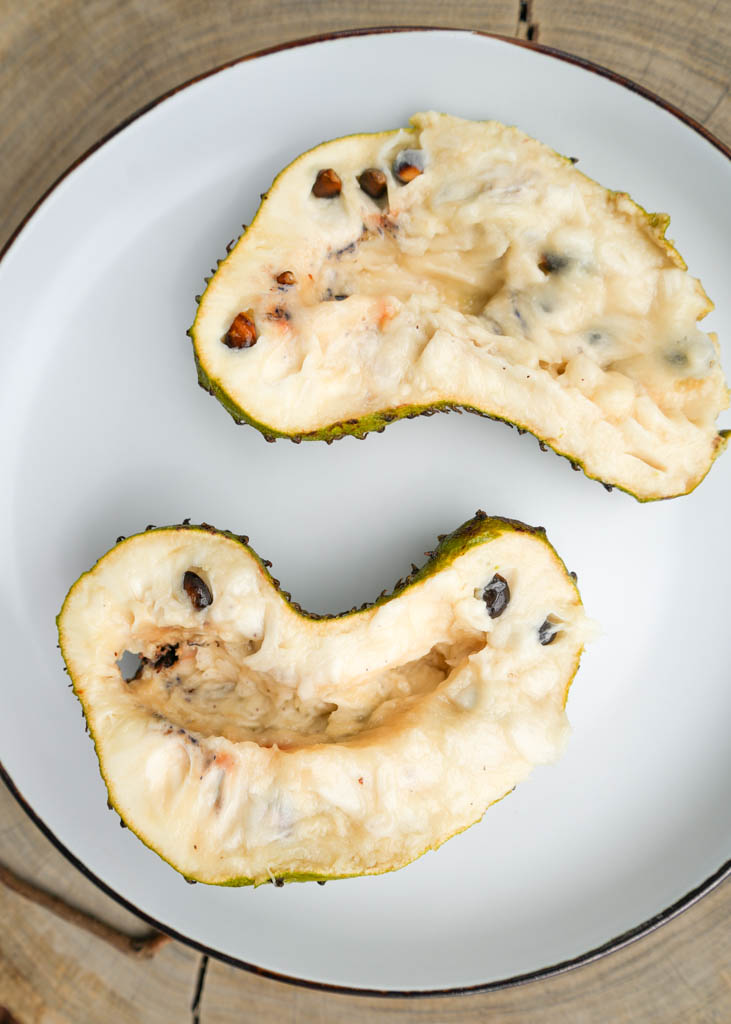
1 24 729 1000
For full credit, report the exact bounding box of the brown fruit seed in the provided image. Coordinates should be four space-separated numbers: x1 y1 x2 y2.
183 571 213 610
358 168 387 199
393 149 425 184
276 271 296 286
312 168 342 198
395 164 421 183
224 310 258 349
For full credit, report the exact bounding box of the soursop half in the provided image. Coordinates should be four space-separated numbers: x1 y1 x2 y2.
190 111 729 501
57 515 590 885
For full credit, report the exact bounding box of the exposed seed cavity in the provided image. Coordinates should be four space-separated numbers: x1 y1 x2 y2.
538 252 571 274
184 571 213 610
266 306 291 321
393 149 425 184
276 270 296 286
224 310 258 349
538 618 560 645
153 644 179 671
482 574 510 618
312 168 342 198
358 167 387 198
664 347 689 367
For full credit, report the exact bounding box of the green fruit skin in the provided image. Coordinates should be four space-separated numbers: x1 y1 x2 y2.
193 348 730 504
57 513 584 886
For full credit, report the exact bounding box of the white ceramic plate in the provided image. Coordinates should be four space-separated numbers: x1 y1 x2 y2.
1 28 729 995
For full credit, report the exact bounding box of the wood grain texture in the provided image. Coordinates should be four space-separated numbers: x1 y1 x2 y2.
0 1 729 1021
531 0 731 142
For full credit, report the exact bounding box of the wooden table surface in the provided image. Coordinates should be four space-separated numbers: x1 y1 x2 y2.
1 2 729 1021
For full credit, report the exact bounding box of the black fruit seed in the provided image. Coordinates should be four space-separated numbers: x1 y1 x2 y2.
538 619 560 645
153 644 179 671
483 574 510 618
184 571 213 610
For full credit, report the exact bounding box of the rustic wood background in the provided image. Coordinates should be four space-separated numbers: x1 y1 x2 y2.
1 1 729 1021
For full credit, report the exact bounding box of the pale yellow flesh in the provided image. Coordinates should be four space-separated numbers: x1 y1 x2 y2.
194 112 729 499
59 528 589 884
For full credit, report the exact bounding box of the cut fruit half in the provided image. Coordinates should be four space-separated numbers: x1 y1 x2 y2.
190 112 729 501
57 514 590 885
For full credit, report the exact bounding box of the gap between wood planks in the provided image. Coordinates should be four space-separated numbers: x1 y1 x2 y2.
191 955 209 1024
0 861 170 959
517 0 540 41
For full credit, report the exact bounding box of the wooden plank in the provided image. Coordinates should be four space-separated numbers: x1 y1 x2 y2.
198 880 731 1022
0 0 517 249
0 783 199 1023
531 0 730 141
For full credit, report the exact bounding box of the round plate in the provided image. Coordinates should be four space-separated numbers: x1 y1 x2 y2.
0 28 729 995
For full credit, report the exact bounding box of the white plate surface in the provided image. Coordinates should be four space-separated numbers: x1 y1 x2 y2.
0 29 729 993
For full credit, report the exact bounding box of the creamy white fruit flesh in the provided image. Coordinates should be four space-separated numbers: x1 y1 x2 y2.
192 112 729 500
58 521 590 885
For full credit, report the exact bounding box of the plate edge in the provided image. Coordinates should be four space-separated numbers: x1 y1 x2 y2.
1 24 729 998
0 25 729 266
1 754 729 997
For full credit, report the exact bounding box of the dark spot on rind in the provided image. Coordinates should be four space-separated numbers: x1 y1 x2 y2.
317 880 326 886
312 168 342 198
483 574 510 618
358 167 387 198
183 571 213 610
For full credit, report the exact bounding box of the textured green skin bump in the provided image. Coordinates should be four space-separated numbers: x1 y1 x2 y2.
188 121 726 502
57 513 583 886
